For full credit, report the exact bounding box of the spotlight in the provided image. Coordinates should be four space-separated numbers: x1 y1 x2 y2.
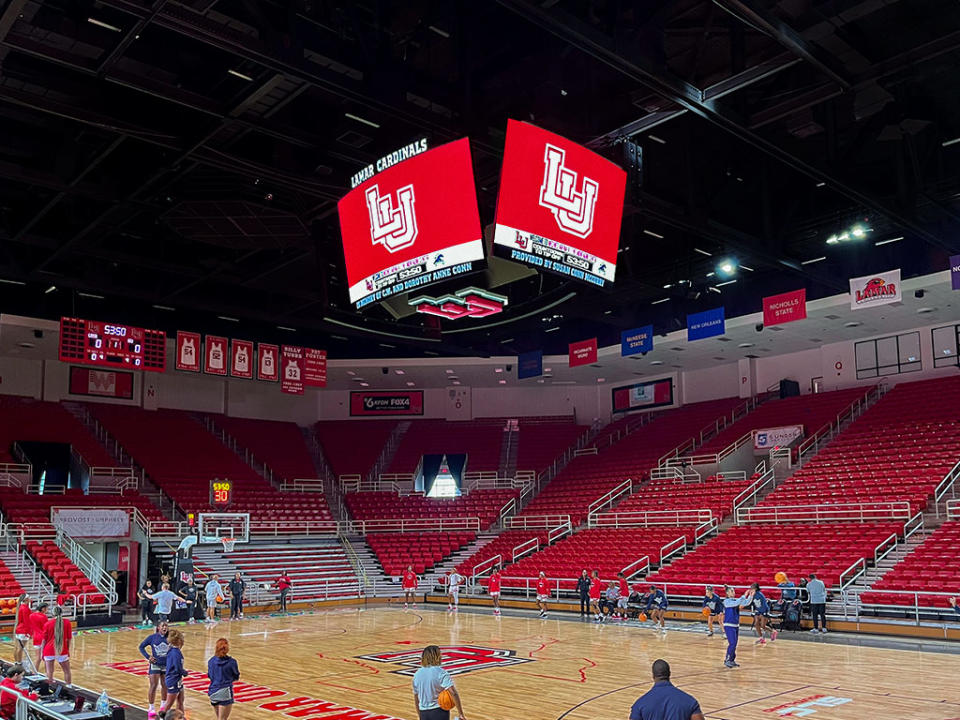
715 259 738 279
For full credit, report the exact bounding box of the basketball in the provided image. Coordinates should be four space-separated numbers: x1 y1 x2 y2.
437 689 455 711
775 572 787 584
702 607 711 617
639 612 647 622
216 595 224 603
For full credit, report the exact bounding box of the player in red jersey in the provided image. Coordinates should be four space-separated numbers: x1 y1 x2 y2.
13 594 31 667
535 571 550 619
488 569 502 616
589 570 603 622
401 565 419 610
616 572 631 620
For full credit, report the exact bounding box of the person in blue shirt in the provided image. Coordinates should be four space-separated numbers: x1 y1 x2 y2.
158 630 186 720
644 585 669 633
207 638 240 719
412 645 465 720
949 597 959 616
750 583 777 645
722 585 755 668
702 586 724 637
629 659 704 720
137 620 169 716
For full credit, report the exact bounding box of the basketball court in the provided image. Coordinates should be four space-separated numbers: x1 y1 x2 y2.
6 606 960 720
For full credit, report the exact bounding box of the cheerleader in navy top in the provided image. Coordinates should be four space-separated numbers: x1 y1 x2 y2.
722 586 755 668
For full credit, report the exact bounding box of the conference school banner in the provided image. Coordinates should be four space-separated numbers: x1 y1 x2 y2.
687 307 725 341
621 325 653 356
763 289 806 327
849 268 900 310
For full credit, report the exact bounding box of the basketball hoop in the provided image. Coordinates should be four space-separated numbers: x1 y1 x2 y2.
220 537 236 553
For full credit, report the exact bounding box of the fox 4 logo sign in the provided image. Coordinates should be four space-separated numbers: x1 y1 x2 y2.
357 645 532 676
539 143 598 238
366 183 418 252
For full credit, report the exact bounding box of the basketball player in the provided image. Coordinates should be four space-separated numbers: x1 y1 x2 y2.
401 565 419 610
488 568 502 616
158 630 186 720
750 583 777 644
702 586 724 637
447 570 463 612
138 620 169 716
644 585 669 633
722 585 755 668
589 570 603 622
535 572 550 618
12 594 31 665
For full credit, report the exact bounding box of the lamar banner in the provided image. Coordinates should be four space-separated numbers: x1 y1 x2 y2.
230 339 254 379
204 335 228 375
176 331 201 372
849 268 900 310
304 348 327 387
763 289 806 327
754 425 804 449
569 338 598 367
52 508 130 538
350 391 424 416
281 345 304 395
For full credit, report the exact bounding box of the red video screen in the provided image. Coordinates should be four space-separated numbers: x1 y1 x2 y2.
59 317 166 372
337 138 484 309
494 120 626 287
612 378 674 414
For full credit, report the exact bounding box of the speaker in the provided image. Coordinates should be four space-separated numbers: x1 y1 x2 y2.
779 379 800 398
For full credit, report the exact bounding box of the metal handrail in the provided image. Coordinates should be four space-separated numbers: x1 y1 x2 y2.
512 537 539 562
694 518 719 542
839 558 867 590
548 520 572 543
589 508 712 529
54 528 116 608
735 501 912 525
472 553 502 580
280 478 326 493
933 459 960 518
585 478 632 520
621 555 650 579
659 535 687 564
946 498 960 520
506 514 571 530
732 467 776 512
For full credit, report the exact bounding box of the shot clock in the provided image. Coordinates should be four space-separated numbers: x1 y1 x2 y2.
210 478 234 507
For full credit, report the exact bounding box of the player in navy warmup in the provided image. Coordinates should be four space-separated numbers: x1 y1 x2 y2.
702 586 724 637
644 585 669 633
750 582 777 644
137 620 170 716
722 585 755 668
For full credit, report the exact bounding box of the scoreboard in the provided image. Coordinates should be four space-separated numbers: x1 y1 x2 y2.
210 478 233 506
59 317 166 372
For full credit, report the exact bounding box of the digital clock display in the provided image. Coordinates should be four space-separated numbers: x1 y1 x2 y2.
59 317 166 372
210 479 233 506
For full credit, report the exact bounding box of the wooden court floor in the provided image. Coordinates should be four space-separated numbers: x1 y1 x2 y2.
5 606 960 720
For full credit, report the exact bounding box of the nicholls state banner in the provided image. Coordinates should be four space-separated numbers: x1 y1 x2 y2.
763 289 806 327
52 508 130 538
849 268 900 310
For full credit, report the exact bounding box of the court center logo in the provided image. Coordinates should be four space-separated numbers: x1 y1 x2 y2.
539 143 598 239
358 645 532 676
365 183 418 252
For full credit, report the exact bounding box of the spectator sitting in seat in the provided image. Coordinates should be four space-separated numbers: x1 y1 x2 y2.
777 574 801 612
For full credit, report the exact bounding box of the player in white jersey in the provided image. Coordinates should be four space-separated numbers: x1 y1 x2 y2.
447 571 463 611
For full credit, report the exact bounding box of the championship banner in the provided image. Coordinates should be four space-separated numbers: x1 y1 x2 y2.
52 508 130 538
281 345 304 395
230 339 254 379
687 307 725 341
175 331 201 372
849 268 900 310
304 348 327 387
350 391 424 416
517 350 543 379
204 335 228 375
754 425 804 449
621 325 653 356
69 367 134 399
569 338 598 367
951 254 960 291
257 343 279 382
763 289 807 327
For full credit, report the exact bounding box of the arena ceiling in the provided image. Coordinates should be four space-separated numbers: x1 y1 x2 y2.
0 0 958 360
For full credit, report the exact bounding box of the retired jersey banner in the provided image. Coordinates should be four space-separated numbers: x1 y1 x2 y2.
951 254 960 290
754 425 804 449
350 390 424 416
494 120 626 287
281 345 304 395
175 331 201 372
621 325 653 356
303 348 327 387
763 289 807 327
257 343 279 382
569 338 598 367
518 350 543 379
230 339 254 379
849 268 900 310
204 335 228 376
687 307 725 341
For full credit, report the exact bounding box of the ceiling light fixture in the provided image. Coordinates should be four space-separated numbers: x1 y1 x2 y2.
716 279 737 287
44 285 56 294
545 326 560 332
359 382 369 387
693 247 712 257
77 292 105 299
647 134 667 145
217 315 240 322
445 369 455 374
378 342 395 348
708 286 722 294
428 25 450 38
801 256 826 265
394 369 405 375
663 283 673 289
740 265 754 272
875 236 904 246
406 381 415 387
500 338 514 344
715 258 738 278
152 304 175 311
87 17 122 32
227 69 254 81
498 379 507 385
0 278 26 286
815 181 826 187
651 298 670 305
277 325 296 331
643 229 665 239
942 137 960 147
347 371 356 376
344 112 380 129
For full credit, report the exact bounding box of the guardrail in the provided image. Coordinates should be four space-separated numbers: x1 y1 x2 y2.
736 501 912 525
947 498 960 520
88 466 140 493
548 520 572 543
498 498 516 525
472 553 502 580
667 430 753 469
589 508 712 529
659 535 687 564
280 478 326 493
694 518 719 542
585 479 632 521
933 459 960 518
621 555 650 579
845 587 960 626
55 527 117 608
795 382 884 466
512 537 539 562
732 467 776 513
506 514 571 530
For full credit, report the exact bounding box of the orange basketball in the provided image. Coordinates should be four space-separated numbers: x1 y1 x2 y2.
775 572 787 584
639 612 648 622
438 689 455 711
702 606 712 617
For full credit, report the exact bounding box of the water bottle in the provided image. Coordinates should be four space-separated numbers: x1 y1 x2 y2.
96 690 110 715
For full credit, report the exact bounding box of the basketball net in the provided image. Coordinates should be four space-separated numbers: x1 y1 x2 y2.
220 537 236 553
